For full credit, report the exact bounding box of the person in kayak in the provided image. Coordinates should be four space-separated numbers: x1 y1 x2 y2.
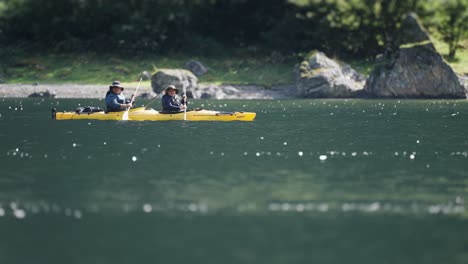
105 81 134 112
161 85 187 113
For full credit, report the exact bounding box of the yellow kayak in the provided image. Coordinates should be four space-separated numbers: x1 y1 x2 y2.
52 107 256 121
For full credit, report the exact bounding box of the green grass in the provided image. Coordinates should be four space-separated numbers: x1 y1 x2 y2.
433 39 468 75
2 39 466 87
2 51 296 87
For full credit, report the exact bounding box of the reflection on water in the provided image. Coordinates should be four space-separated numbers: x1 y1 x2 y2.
0 199 465 221
1 98 468 263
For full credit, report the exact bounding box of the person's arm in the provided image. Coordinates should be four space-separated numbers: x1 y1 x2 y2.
119 103 132 110
106 94 121 111
125 98 135 108
172 97 187 110
106 94 131 111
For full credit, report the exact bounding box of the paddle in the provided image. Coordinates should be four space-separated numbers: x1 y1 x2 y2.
143 93 161 109
183 81 188 121
122 77 142 121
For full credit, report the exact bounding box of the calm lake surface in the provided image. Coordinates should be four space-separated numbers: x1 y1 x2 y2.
1 98 468 264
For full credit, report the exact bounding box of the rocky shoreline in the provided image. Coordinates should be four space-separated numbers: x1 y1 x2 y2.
0 83 295 99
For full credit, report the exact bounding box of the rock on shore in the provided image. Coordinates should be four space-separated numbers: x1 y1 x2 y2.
459 75 468 94
365 13 466 98
0 83 292 99
151 69 198 94
192 84 292 99
296 51 366 98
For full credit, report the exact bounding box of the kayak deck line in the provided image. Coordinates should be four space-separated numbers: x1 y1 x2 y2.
51 107 256 121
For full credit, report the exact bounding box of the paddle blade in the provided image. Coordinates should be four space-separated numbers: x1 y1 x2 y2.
122 110 129 121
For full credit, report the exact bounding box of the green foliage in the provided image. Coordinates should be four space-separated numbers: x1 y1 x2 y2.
433 38 468 74
0 0 467 61
426 0 468 58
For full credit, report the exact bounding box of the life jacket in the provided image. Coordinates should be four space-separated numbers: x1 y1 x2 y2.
106 91 129 112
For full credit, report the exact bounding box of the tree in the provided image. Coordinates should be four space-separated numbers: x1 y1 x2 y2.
287 0 425 57
431 0 468 58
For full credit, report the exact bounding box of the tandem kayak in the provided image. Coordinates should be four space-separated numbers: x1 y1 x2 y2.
52 107 256 121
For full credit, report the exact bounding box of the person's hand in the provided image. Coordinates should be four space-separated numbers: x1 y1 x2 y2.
180 105 186 110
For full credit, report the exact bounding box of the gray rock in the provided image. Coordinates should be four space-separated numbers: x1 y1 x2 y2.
296 51 365 98
185 60 208 77
365 13 465 98
28 90 56 98
459 75 468 95
137 91 157 99
200 92 212 99
151 69 198 94
191 84 292 99
141 71 152 81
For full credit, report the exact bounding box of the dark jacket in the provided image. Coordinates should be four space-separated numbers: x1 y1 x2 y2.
161 94 186 112
105 90 129 112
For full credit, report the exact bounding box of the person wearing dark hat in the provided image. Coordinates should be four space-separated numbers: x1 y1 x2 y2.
161 85 187 113
105 81 134 112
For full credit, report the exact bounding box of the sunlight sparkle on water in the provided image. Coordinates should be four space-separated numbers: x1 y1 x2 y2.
143 204 152 213
74 210 83 219
14 209 26 219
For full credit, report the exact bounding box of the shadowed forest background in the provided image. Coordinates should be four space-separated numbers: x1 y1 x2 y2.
0 0 467 85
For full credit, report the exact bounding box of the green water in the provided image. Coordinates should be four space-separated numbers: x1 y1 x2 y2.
1 98 468 264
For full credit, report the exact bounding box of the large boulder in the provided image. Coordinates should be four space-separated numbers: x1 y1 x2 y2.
185 60 208 77
365 13 465 98
296 51 366 98
151 69 198 94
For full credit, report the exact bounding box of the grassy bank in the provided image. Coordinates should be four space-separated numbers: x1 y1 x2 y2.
433 39 468 75
1 41 466 87
0 50 297 87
